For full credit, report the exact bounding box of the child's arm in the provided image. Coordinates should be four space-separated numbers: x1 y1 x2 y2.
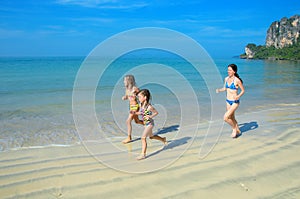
133 86 139 94
122 90 128 100
135 111 142 115
148 105 158 119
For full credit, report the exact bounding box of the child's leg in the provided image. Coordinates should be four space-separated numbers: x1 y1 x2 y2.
136 126 152 160
136 137 147 160
149 135 167 145
133 114 143 125
141 137 147 155
122 114 134 143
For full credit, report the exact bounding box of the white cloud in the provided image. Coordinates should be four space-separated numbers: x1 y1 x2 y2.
69 17 114 23
196 26 265 38
55 0 149 9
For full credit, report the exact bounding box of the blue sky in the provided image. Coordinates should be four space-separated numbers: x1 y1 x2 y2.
0 0 299 58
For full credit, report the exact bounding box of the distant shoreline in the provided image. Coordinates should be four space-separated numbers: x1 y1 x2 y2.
239 55 300 61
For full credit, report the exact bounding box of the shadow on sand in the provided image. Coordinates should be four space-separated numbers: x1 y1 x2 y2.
147 136 191 159
156 125 180 135
127 125 180 143
236 121 259 138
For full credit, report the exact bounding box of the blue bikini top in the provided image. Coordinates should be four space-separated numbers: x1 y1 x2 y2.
226 77 238 90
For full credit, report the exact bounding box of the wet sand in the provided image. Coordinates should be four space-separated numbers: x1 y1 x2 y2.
0 104 299 198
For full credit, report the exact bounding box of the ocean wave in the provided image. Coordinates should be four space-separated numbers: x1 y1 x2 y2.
0 142 82 152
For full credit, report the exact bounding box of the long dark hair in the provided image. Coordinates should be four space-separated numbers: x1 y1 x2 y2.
228 64 243 83
138 89 151 105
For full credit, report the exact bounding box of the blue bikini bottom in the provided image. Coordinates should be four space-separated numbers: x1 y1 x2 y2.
226 99 240 106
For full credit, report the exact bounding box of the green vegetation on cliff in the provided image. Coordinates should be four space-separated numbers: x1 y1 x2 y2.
241 15 300 60
241 42 300 60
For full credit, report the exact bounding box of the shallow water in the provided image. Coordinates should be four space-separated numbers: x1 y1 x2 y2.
0 55 299 151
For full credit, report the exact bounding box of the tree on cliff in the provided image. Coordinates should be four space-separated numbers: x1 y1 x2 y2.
241 15 300 60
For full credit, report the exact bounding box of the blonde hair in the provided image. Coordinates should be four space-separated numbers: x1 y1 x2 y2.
124 75 137 90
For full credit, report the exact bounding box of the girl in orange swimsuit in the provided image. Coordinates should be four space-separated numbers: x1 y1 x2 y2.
122 75 143 144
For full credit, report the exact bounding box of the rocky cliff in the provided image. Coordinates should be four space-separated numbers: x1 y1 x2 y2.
266 15 300 48
242 15 300 60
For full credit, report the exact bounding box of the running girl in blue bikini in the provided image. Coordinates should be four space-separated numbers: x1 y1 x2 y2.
216 64 245 138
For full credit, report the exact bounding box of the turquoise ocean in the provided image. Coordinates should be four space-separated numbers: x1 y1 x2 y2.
1 55 299 151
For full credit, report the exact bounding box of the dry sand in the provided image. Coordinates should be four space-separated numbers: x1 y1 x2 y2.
0 104 299 198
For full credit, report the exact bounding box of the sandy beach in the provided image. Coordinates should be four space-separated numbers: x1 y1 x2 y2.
0 103 299 199
1 0 300 198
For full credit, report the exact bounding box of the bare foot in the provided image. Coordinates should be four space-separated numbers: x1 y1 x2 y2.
236 129 241 137
231 129 241 138
122 137 132 144
231 129 237 138
136 153 146 160
162 137 168 146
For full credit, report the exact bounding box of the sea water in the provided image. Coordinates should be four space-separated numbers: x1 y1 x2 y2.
0 54 299 151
